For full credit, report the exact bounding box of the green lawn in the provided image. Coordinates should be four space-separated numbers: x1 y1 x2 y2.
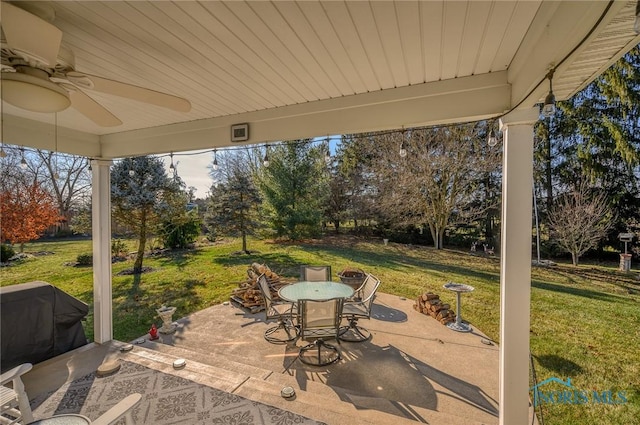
1 235 638 425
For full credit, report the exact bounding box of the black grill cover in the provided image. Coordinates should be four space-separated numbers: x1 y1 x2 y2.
1 281 89 372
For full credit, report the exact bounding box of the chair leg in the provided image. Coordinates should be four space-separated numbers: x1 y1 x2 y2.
264 318 298 344
299 340 340 366
339 317 371 342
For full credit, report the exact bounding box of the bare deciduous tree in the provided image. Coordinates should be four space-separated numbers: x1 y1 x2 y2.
364 124 500 249
548 183 613 266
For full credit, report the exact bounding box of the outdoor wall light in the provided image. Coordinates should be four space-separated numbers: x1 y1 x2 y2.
542 68 556 118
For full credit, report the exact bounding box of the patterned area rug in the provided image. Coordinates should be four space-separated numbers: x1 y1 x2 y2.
31 361 325 425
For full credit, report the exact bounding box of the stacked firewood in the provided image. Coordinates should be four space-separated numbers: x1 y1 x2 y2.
230 263 291 312
414 292 456 325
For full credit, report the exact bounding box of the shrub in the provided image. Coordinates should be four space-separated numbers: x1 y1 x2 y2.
111 239 127 257
159 213 201 249
76 253 93 266
1 244 16 262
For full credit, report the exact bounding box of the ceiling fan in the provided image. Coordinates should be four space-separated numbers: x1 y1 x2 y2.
0 2 191 127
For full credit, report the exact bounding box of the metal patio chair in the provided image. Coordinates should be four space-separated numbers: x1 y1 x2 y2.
300 265 332 282
339 273 381 342
257 274 298 344
297 297 344 366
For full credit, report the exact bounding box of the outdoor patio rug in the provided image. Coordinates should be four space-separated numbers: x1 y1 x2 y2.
30 360 326 425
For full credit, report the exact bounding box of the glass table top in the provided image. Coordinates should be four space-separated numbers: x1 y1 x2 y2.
278 281 354 302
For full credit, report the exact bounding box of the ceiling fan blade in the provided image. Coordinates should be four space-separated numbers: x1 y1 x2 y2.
67 72 191 113
69 89 122 127
1 2 62 67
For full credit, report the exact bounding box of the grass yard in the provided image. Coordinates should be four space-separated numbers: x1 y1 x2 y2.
1 235 638 425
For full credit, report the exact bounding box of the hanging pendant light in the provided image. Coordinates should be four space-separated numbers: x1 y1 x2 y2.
263 145 270 167
169 152 175 171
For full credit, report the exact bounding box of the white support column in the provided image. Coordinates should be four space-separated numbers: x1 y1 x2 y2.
91 159 113 343
498 107 539 425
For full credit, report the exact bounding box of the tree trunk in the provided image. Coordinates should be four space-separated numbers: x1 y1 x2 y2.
19 243 25 253
334 220 340 234
571 252 578 266
241 231 248 254
133 210 147 274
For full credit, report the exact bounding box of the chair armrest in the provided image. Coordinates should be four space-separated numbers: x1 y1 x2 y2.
0 363 32 386
91 393 142 425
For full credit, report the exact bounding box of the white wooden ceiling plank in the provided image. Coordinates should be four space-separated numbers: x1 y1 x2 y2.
54 2 245 116
440 1 467 80
491 1 541 72
474 2 515 74
395 1 424 85
346 1 395 89
322 1 380 92
127 2 276 112
244 1 332 100
197 1 309 104
457 1 492 77
269 1 344 98
273 2 353 96
223 1 321 101
421 1 443 82
298 1 365 94
370 1 409 87
165 2 294 108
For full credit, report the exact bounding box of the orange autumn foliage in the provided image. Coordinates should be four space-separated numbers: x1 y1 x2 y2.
0 180 61 245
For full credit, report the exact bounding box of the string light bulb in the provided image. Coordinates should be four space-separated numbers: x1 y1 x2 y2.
169 152 175 170
129 169 135 177
399 129 407 158
87 159 92 171
212 149 218 170
263 145 270 167
20 147 27 169
542 68 556 118
487 128 498 147
324 137 331 164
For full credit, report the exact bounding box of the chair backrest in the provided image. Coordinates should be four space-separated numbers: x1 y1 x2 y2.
298 298 343 340
257 274 275 316
358 274 381 314
300 265 332 282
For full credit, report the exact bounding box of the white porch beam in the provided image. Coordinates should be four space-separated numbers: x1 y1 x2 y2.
498 107 539 425
99 71 510 158
1 115 101 157
91 159 113 343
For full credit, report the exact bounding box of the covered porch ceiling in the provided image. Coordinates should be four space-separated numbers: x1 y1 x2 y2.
1 0 639 159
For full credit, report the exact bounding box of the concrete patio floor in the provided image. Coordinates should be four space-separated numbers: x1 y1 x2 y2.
22 292 502 425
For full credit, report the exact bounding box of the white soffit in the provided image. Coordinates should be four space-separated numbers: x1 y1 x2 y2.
1 1 638 158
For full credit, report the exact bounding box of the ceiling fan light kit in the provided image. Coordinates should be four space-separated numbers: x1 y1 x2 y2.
2 69 71 113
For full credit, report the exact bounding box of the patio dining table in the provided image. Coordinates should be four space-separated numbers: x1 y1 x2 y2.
278 281 354 302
